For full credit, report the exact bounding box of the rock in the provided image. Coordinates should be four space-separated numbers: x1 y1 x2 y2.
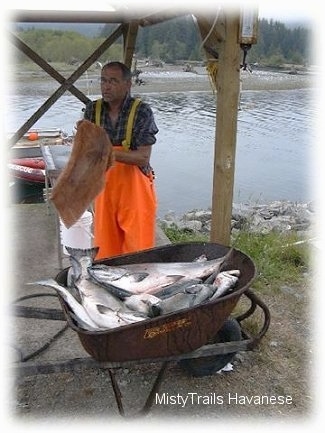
159 200 314 237
178 219 203 232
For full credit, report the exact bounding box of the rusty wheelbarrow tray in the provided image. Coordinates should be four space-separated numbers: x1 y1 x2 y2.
55 242 268 362
55 242 270 362
15 242 270 416
54 242 270 415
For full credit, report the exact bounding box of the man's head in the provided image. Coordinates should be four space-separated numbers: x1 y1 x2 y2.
100 61 132 104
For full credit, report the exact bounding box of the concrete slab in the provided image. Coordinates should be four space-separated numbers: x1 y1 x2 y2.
11 202 171 364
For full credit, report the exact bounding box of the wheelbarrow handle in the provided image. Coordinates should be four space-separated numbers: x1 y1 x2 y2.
235 288 271 349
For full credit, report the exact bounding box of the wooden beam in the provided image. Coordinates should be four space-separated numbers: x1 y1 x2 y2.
11 8 187 25
9 24 124 147
10 33 90 105
139 11 190 27
210 14 241 245
10 10 137 23
122 22 139 68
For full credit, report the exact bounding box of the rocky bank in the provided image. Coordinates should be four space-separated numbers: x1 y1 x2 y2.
158 200 317 239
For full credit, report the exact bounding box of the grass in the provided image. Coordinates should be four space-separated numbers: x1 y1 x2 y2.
163 224 311 349
162 225 310 294
231 230 310 293
163 225 312 406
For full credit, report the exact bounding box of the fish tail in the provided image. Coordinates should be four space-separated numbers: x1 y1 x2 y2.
27 278 59 288
221 247 236 268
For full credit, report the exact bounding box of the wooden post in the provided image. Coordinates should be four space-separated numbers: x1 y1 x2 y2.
123 22 139 68
210 14 241 245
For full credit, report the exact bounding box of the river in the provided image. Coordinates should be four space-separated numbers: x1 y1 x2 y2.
6 75 316 218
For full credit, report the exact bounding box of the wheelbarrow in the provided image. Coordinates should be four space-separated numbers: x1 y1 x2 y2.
54 242 270 416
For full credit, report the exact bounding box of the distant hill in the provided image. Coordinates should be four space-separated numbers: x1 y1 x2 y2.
15 16 311 37
14 22 105 37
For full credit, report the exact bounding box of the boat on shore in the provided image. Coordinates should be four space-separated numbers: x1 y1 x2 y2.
9 157 46 186
8 128 70 186
9 128 66 159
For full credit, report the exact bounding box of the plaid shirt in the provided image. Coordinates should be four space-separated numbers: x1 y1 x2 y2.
84 94 158 174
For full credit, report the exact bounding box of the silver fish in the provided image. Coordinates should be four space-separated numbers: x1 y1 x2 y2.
209 270 240 300
86 263 129 281
155 278 203 299
66 246 148 327
80 301 145 329
66 247 126 306
31 279 101 331
88 248 235 295
88 267 183 297
153 269 240 315
124 293 162 317
159 283 215 315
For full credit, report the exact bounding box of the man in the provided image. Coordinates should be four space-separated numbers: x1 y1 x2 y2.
83 61 159 259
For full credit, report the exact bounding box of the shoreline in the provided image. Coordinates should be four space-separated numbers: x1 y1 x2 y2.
11 64 315 95
132 67 314 94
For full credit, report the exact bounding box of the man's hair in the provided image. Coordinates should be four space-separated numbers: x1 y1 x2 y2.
102 61 132 80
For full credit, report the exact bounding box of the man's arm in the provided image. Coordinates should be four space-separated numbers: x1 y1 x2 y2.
114 145 152 167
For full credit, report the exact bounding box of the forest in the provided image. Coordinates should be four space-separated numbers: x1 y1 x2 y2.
13 15 311 68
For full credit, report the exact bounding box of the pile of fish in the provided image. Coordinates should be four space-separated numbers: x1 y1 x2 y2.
33 247 241 332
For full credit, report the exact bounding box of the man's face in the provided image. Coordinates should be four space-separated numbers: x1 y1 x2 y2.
100 66 131 104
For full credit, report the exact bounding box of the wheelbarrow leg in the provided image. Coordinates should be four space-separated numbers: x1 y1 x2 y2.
139 361 169 416
108 368 125 416
107 362 170 417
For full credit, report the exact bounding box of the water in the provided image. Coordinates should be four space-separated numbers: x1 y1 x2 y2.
6 79 316 217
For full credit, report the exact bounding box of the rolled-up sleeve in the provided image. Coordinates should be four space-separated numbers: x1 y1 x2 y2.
133 103 159 146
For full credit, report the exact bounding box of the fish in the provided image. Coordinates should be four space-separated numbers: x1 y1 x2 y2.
66 246 151 326
30 278 102 331
154 278 203 300
87 247 235 295
159 283 216 315
34 278 146 330
66 247 135 299
124 293 162 317
86 263 129 281
77 298 145 329
88 266 183 297
209 270 240 300
66 246 123 324
63 246 237 323
153 269 240 315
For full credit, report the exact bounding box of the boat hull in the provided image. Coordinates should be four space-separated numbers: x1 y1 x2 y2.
9 157 46 185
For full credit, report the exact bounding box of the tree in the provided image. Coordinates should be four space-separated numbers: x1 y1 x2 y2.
14 17 310 67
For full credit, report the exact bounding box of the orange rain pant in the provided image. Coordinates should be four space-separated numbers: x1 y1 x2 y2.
94 151 157 259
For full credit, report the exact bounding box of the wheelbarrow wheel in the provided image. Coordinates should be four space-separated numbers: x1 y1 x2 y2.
178 318 242 377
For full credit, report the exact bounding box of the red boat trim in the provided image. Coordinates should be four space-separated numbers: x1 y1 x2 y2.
8 162 46 184
11 157 45 170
